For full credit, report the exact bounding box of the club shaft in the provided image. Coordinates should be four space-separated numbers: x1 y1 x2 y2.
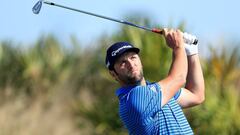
44 1 152 32
42 0 197 44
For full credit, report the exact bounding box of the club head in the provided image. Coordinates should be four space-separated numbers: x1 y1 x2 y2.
32 0 43 14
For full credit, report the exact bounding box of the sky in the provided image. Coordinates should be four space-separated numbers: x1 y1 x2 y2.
1 0 240 54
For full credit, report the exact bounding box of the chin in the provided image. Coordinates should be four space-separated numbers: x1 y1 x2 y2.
129 77 143 85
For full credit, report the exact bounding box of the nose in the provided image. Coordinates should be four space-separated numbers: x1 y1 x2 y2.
126 59 135 70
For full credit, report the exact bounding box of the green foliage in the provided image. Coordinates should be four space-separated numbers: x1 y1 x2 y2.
0 18 240 135
0 41 26 89
188 46 240 135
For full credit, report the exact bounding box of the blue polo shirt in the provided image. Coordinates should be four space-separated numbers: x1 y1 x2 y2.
115 82 193 135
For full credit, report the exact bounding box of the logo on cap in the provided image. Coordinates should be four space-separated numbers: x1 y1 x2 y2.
111 45 132 56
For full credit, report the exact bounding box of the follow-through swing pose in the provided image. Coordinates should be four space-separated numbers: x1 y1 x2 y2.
105 28 205 134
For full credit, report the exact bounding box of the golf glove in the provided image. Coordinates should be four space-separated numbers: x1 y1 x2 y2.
183 33 198 56
185 43 198 56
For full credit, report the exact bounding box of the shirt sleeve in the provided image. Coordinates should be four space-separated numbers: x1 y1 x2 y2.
173 88 182 100
154 83 182 101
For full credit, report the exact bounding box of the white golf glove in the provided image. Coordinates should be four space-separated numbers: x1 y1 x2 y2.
183 33 198 56
185 43 198 56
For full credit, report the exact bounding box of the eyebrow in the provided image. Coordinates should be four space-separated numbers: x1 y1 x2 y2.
118 52 137 61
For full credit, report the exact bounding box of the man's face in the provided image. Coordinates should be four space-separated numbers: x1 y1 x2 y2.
112 51 144 85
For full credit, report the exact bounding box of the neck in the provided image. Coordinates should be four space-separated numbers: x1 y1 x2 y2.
139 77 147 86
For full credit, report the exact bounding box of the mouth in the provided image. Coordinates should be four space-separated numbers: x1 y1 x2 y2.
128 69 139 76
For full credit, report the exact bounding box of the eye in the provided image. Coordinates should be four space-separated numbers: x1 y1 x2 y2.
119 60 126 67
131 55 137 60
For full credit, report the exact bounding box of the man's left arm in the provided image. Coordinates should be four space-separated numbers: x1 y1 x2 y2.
177 42 205 108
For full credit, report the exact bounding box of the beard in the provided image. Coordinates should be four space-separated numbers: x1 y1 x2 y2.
117 69 144 86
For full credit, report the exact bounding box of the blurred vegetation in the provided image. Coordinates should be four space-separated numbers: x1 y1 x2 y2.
0 17 240 135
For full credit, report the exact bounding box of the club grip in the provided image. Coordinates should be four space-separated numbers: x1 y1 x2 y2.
152 28 163 34
151 28 198 45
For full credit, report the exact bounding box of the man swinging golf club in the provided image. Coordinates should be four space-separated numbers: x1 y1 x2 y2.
105 28 205 134
32 1 203 133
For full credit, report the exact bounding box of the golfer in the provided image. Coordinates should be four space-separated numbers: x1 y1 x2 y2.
105 28 205 134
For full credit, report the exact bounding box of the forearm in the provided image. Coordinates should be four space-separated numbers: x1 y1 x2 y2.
169 47 188 82
185 54 205 102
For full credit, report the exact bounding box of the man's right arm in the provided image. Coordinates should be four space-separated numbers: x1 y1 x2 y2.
158 29 188 107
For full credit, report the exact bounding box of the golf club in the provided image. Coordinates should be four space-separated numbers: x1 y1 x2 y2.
32 0 198 45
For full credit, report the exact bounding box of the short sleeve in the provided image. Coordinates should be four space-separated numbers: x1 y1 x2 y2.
154 83 182 101
174 88 182 100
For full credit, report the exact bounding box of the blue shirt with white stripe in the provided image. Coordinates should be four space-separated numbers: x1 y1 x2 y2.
115 82 193 135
